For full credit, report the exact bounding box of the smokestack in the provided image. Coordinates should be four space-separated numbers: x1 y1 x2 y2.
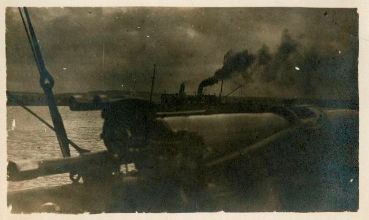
219 80 224 98
197 76 218 96
197 49 255 96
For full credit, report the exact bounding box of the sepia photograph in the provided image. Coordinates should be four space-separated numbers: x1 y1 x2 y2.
5 6 359 213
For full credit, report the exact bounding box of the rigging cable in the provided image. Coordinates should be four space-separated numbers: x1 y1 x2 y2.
7 93 90 154
18 7 72 157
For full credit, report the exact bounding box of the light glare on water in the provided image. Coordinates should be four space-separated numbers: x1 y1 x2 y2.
7 106 106 191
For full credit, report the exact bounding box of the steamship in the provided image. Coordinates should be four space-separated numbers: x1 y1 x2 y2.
7 7 358 213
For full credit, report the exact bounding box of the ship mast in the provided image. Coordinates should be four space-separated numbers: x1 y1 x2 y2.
149 64 156 104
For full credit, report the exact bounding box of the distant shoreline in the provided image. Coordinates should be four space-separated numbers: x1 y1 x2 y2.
6 90 358 110
6 90 156 106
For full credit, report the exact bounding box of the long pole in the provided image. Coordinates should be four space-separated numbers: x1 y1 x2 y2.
19 7 71 157
149 64 156 103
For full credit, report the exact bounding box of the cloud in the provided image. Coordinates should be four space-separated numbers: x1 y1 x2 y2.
6 7 358 99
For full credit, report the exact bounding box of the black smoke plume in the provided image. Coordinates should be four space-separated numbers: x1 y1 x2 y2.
197 50 255 95
249 29 328 98
198 29 357 99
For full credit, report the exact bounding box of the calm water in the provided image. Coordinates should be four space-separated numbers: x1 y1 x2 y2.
7 106 106 191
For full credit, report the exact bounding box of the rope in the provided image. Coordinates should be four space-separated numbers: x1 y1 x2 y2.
7 92 90 154
18 7 71 157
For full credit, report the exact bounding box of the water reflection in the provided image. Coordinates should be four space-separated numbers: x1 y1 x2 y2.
7 106 106 191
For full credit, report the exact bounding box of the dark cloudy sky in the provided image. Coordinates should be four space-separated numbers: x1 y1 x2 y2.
6 7 358 99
